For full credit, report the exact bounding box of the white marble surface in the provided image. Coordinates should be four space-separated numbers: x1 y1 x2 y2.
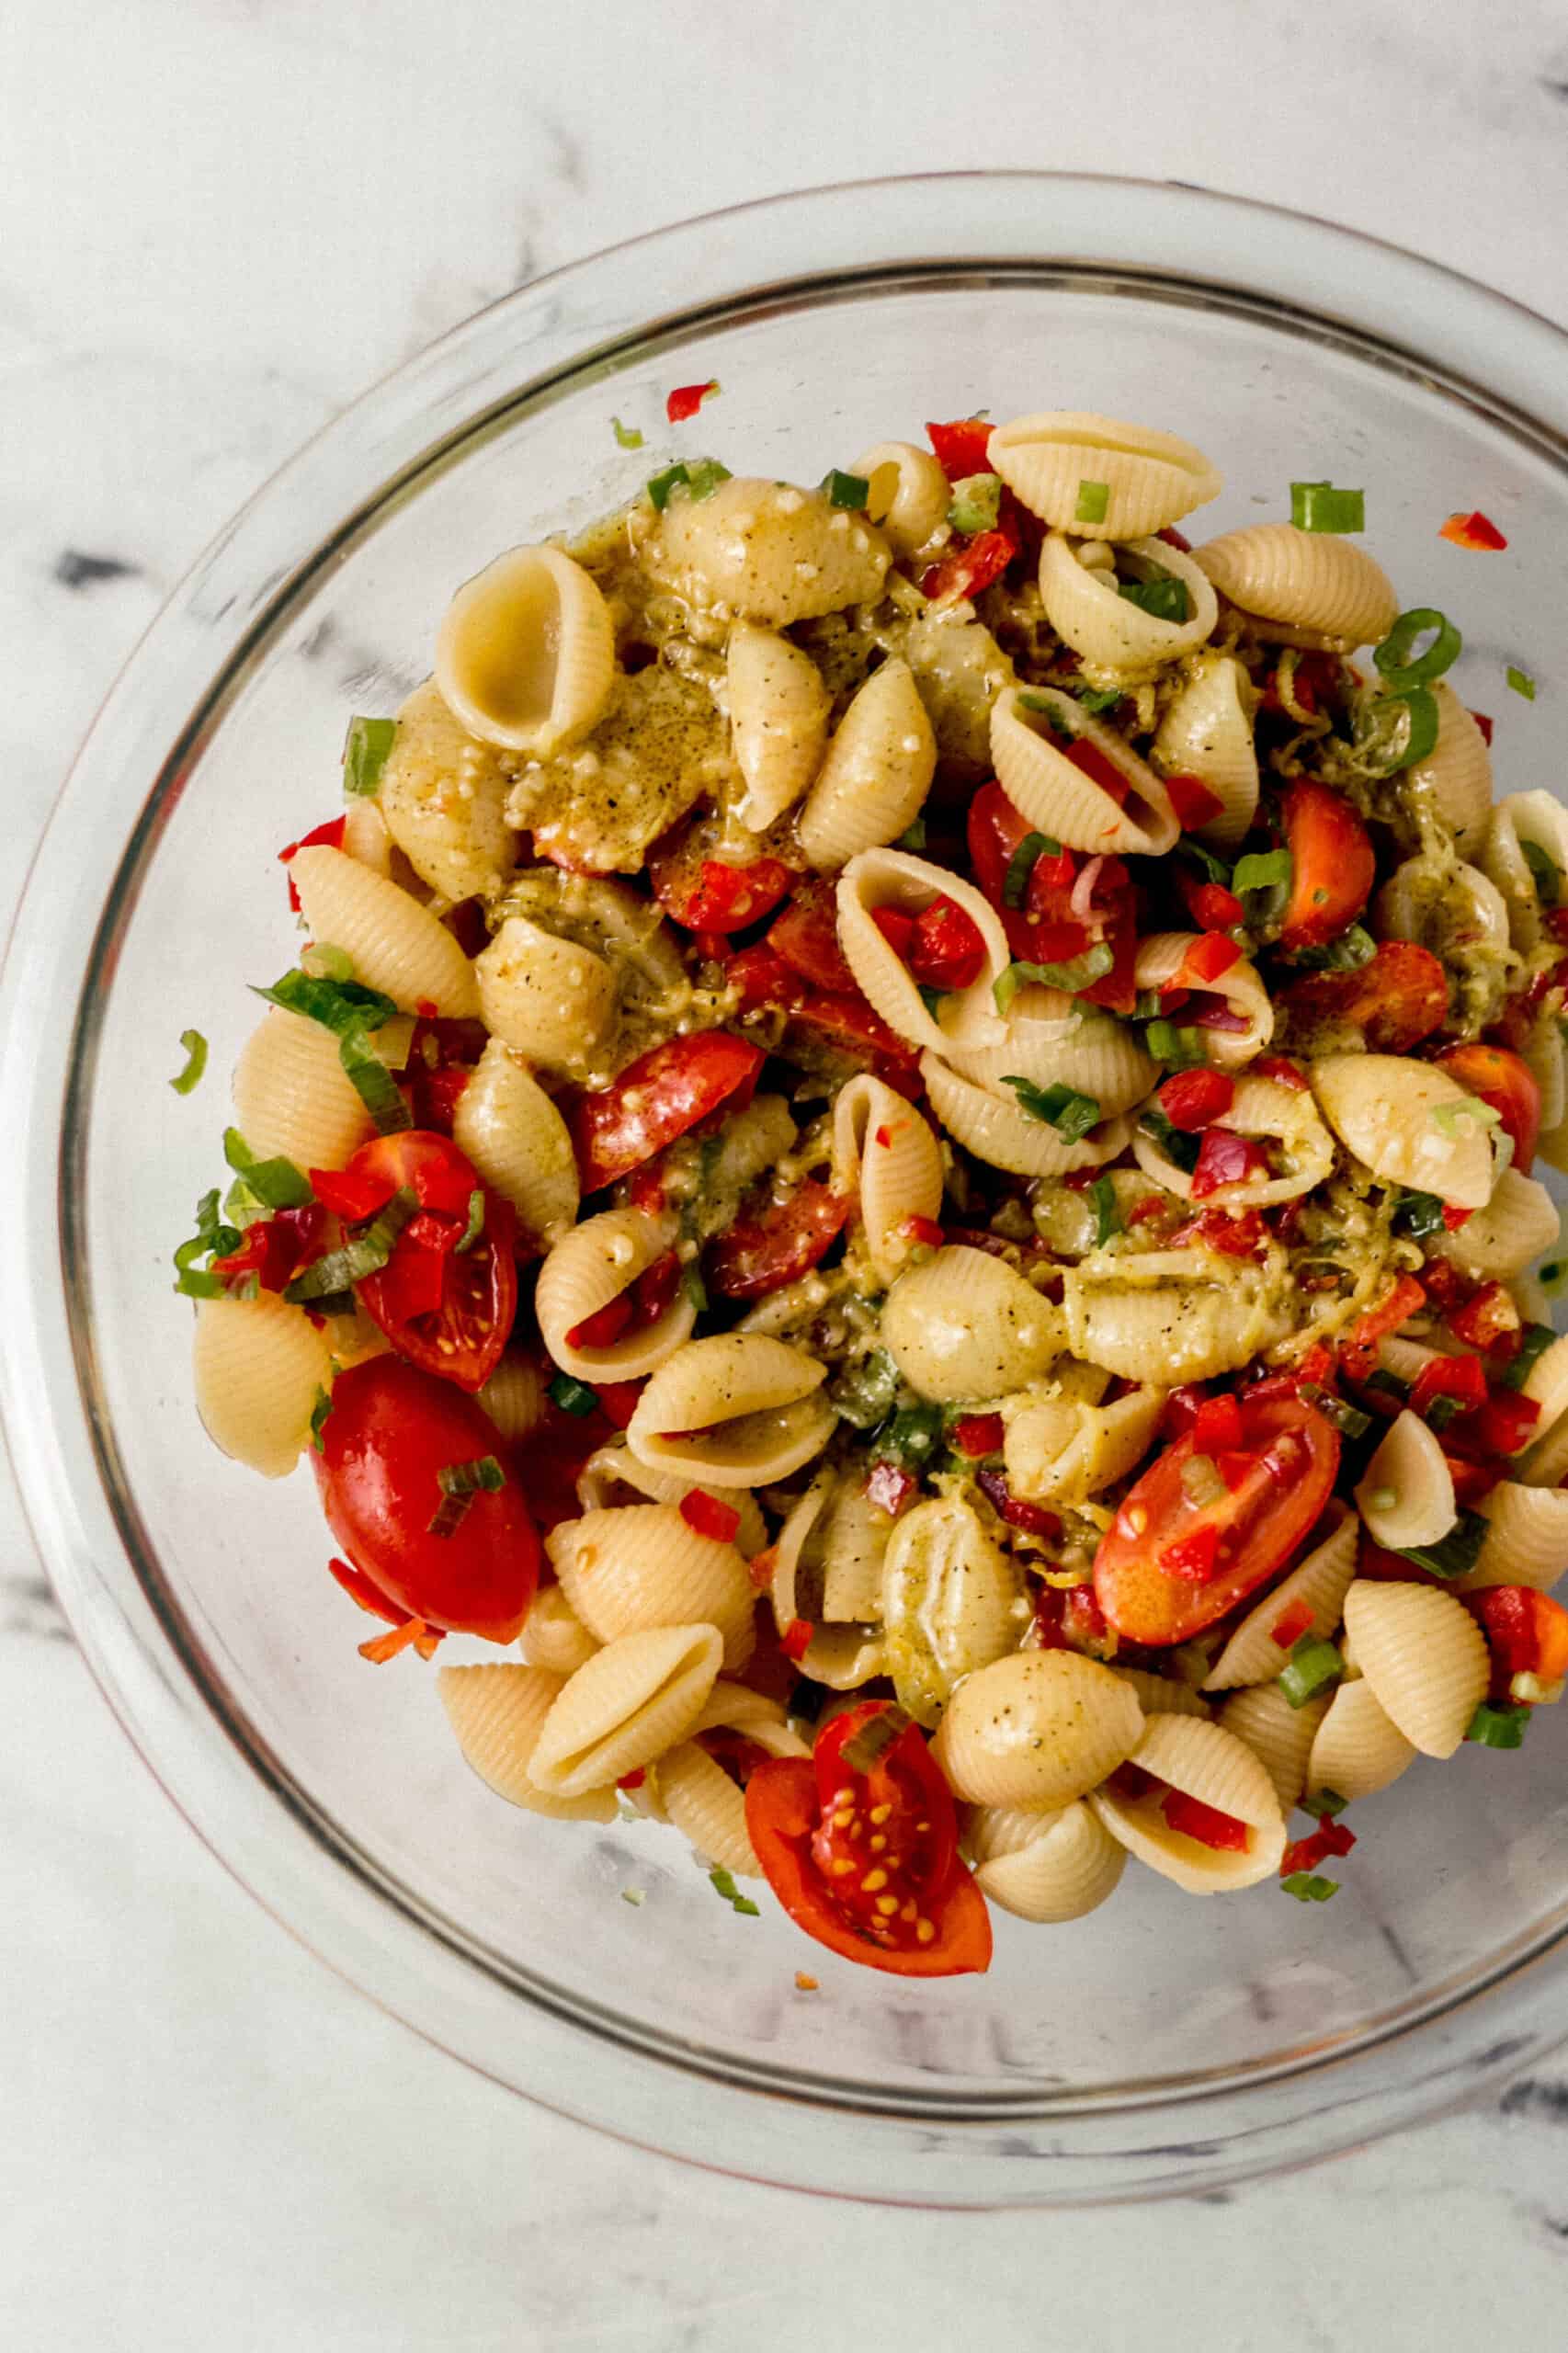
9 1 1568 2344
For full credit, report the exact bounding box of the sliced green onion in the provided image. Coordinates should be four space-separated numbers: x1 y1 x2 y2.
1465 1700 1530 1750
1395 1188 1449 1241
1506 664 1537 700
1118 575 1189 624
309 1386 334 1455
1520 838 1562 907
1301 1788 1348 1818
1430 1094 1500 1141
1138 1107 1201 1175
709 1865 760 1916
1281 1871 1340 1902
438 1455 506 1496
684 458 732 502
1298 1383 1372 1438
1363 1369 1410 1401
878 1403 944 1469
342 715 397 799
1003 831 1055 909
1395 1507 1490 1580
548 1371 599 1417
455 1189 485 1254
1365 684 1439 773
948 472 1002 534
894 817 926 851
683 1258 708 1313
994 943 1114 1011
1143 1019 1209 1070
339 1029 413 1135
1290 922 1376 973
821 468 870 510
301 941 356 983
1074 479 1110 525
611 415 644 450
1279 1633 1344 1710
169 1029 208 1096
1290 481 1366 534
172 1188 243 1296
1089 1174 1121 1247
254 969 398 1036
1000 1077 1101 1141
646 462 689 511
222 1128 313 1211
1373 608 1461 690
620 1886 646 1906
173 1264 225 1301
283 1187 417 1303
1075 685 1123 715
1232 848 1293 911
1503 1323 1556 1390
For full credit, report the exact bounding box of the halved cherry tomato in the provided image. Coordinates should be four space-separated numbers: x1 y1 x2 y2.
1094 1396 1341 1645
908 895 986 990
706 1182 851 1300
211 1202 326 1293
315 1358 540 1641
782 995 921 1091
921 524 1018 606
767 880 858 994
1170 1206 1268 1257
648 825 793 934
1190 1128 1270 1198
744 1699 993 1976
926 417 994 478
568 1032 764 1190
1435 1042 1541 1176
1466 1586 1568 1700
1164 774 1226 831
722 941 807 1015
310 1130 479 1223
1158 1069 1235 1131
1278 779 1375 951
1280 940 1449 1052
566 1250 679 1348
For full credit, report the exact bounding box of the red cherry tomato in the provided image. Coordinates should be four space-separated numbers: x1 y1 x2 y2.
1466 1586 1568 1699
1094 1397 1341 1645
1435 1042 1541 1176
310 1130 479 1222
1157 1069 1234 1131
744 1699 993 1977
925 417 994 478
722 941 808 1015
706 1182 851 1300
1278 779 1375 950
648 826 794 934
315 1358 540 1641
767 880 858 995
1280 940 1449 1051
920 528 1017 605
782 995 921 1091
907 894 987 990
568 1032 765 1189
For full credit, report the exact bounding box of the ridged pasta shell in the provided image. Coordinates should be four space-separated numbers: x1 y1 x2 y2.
1373 856 1511 973
452 1036 579 1247
435 544 615 756
889 606 1015 774
1433 1169 1559 1286
768 1473 887 1688
1310 1054 1494 1210
1062 1248 1290 1383
574 1441 767 1559
377 678 517 899
516 1586 599 1676
474 914 615 1075
535 1207 696 1383
1354 1411 1457 1552
690 1678 811 1760
647 475 891 625
1217 1684 1329 1814
546 1504 756 1672
852 440 950 555
836 847 1010 1057
476 1351 548 1443
990 688 1178 857
657 1742 761 1877
1454 1482 1568 1593
1203 1506 1358 1689
944 986 1158 1117
931 1650 1144 1809
528 1622 723 1796
231 1007 374 1173
1523 1018 1566 1134
1483 790 1568 957
1038 533 1218 677
963 1803 1067 1864
1340 1580 1488 1758
1111 1667 1211 1720
881 1245 1062 1403
1005 1386 1165 1508
921 1056 1134 1179
1406 682 1494 848
725 622 831 831
1132 1074 1333 1208
974 1801 1126 1924
191 1292 334 1479
1149 653 1258 849
881 1495 1027 1726
340 794 394 875
796 658 937 868
627 1334 835 1486
832 1074 945 1287
986 412 1221 540
1305 1677 1416 1803
1131 932 1274 1069
1087 1715 1285 1893
1191 524 1398 651
437 1663 616 1822
1518 1335 1568 1440
290 846 479 1018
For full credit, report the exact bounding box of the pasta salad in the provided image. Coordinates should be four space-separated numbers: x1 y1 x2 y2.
174 403 1568 1978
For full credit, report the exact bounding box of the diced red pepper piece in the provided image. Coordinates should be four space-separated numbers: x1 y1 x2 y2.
1463 1389 1540 1458
278 814 347 913
665 380 719 423
1409 1354 1488 1422
782 1617 814 1663
1170 1207 1269 1257
1190 1127 1269 1199
1281 1819 1357 1876
1441 1204 1473 1232
951 1413 1006 1459
899 1213 945 1251
1439 510 1507 551
925 417 994 479
1182 933 1243 985
921 528 1017 605
1339 1274 1426 1381
679 1490 742 1545
1157 1068 1235 1131
1178 871 1246 932
1449 1281 1521 1354
1161 1789 1250 1851
908 895 987 991
1471 710 1494 745
974 1468 1061 1538
1192 1394 1244 1455
1270 1597 1316 1650
1164 773 1226 831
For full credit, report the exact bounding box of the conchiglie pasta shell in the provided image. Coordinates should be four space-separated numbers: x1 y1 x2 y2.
1407 682 1494 849
1131 933 1273 1069
691 1678 811 1760
574 1442 767 1559
376 679 516 899
1191 524 1398 650
656 1742 760 1876
853 440 950 555
1149 653 1258 849
725 623 831 831
1482 790 1568 956
1203 1507 1358 1689
1111 1667 1212 1720
192 1292 334 1479
990 688 1178 857
1132 1074 1332 1207
516 1586 599 1676
891 607 1014 775
1216 1684 1329 1814
647 475 891 625
1430 1167 1557 1283
1452 1482 1568 1593
1005 1386 1165 1508
945 987 1157 1117
340 793 394 876
986 412 1221 540
704 1093 799 1199
535 1207 696 1383
231 1007 373 1173
452 1036 580 1247
974 1801 1126 1924
1311 1054 1493 1211
1354 1411 1457 1551
832 1074 945 1288
1519 1336 1568 1444
880 1494 1026 1726
796 658 937 869
289 846 479 1017
964 1804 1067 1864
1062 1249 1290 1383
769 1473 888 1688
881 1245 1062 1403
474 914 615 1075
627 1335 835 1486
435 543 615 756
836 847 1010 1056
437 1663 615 1822
1087 1715 1285 1893
476 1351 548 1443
1305 1677 1416 1803
1523 1018 1566 1135
546 1504 756 1672
1340 1579 1488 1758
931 1650 1144 1809
1373 856 1511 972
922 1056 1134 1179
528 1622 724 1796
1037 533 1218 677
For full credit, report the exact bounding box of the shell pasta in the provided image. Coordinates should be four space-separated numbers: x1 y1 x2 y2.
177 399 1568 1983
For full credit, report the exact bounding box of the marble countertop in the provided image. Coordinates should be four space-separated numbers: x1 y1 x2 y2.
9 2 1568 2343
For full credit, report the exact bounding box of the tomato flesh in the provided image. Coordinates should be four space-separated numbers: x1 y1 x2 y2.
1278 779 1375 950
1094 1397 1341 1645
1435 1043 1541 1176
1281 940 1449 1051
649 825 793 934
767 881 858 995
568 1032 764 1189
316 1358 540 1641
706 1181 850 1300
1467 1586 1568 1699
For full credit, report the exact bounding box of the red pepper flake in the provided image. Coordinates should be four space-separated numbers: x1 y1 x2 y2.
1281 1819 1356 1876
1440 509 1508 551
951 1412 1006 1459
1161 1524 1220 1582
873 1123 892 1148
617 1768 647 1790
665 379 720 424
1192 1393 1244 1454
679 1489 743 1545
782 1617 814 1664
1164 773 1227 831
1270 1597 1316 1650
1471 710 1494 745
1161 1788 1250 1851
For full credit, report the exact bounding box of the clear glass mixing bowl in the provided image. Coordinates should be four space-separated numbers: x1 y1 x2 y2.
7 175 1568 2207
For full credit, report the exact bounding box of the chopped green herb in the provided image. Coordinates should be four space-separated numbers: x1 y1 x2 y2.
646 462 690 510
1395 1188 1449 1241
1395 1508 1490 1580
342 716 397 799
1503 1324 1556 1390
894 817 926 851
1465 1700 1530 1750
1290 922 1376 973
284 1187 417 1302
830 1347 900 1431
222 1128 313 1211
1298 1383 1372 1438
548 1372 599 1418
684 458 732 502
1089 1174 1122 1246
611 415 644 449
1281 1871 1340 1902
1430 1094 1500 1141
1143 1019 1209 1070
1139 1107 1201 1175
683 1258 708 1313
1363 683 1439 773
338 1028 414 1135
1003 831 1056 910
1015 688 1072 736
877 1402 945 1469
1074 684 1124 716
916 983 947 1022
1290 481 1366 534
1074 479 1110 525
169 1028 208 1096
309 1387 334 1455
948 472 1002 533
1279 1633 1344 1710
1373 607 1461 690
709 1866 761 1916
455 1189 485 1254
1118 575 1189 624
1507 664 1537 700
1000 1076 1101 1142
171 1188 243 1298
1301 1788 1348 1818
994 943 1114 1011
1520 838 1562 906
1232 848 1293 917
254 969 397 1037
821 468 871 509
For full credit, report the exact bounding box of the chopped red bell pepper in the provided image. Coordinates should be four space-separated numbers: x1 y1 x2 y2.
1471 710 1494 745
921 528 1017 605
974 1468 1061 1538
782 1617 814 1663
1192 1393 1244 1455
925 417 994 479
1182 933 1243 985
1463 1389 1540 1458
1339 1275 1426 1381
1190 1128 1269 1199
679 1489 743 1545
278 815 347 913
1270 1597 1316 1650
951 1413 1006 1459
898 1213 945 1250
1178 870 1246 932
1281 1819 1357 1876
1449 1281 1520 1353
864 1460 921 1518
1439 509 1507 551
908 894 987 990
1164 774 1226 831
1162 1789 1250 1850
1157 1068 1235 1131
1170 1207 1269 1257
665 379 719 423
1409 1354 1488 1422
